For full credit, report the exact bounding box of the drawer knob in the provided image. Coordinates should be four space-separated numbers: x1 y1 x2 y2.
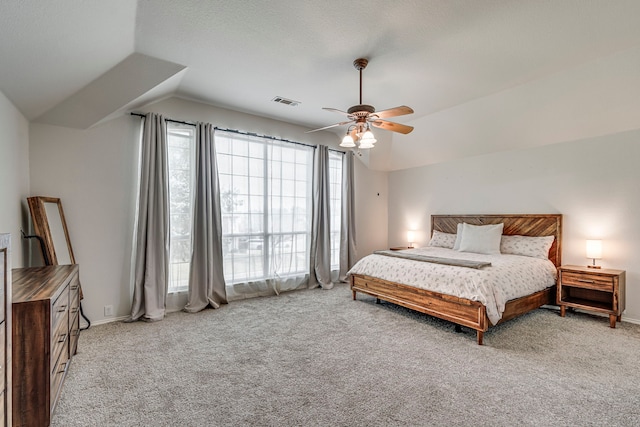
57 305 68 312
577 279 595 284
58 333 67 343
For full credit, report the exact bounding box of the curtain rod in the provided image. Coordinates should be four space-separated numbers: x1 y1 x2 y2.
130 112 344 154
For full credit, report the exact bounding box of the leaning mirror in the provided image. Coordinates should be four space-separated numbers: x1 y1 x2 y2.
27 196 75 265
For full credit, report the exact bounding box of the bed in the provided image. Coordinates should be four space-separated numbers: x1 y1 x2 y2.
348 214 562 345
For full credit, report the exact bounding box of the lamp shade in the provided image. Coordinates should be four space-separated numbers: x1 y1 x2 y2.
407 231 415 243
340 134 355 148
360 130 377 144
586 240 602 260
358 138 375 149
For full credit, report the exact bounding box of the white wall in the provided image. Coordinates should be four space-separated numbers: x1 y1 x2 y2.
0 90 30 267
388 129 640 322
28 97 387 323
354 158 388 258
29 117 141 326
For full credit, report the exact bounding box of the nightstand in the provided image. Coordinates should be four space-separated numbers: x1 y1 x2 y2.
389 247 413 251
557 265 626 328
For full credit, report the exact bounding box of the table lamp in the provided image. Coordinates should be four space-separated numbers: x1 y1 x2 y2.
586 239 602 269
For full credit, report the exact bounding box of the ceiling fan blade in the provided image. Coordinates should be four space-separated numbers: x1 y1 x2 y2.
371 119 414 134
322 107 352 117
373 105 414 119
306 120 354 133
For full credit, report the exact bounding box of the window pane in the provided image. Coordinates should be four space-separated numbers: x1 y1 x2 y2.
249 158 264 177
329 151 343 270
232 155 248 176
282 163 295 180
216 136 231 154
249 177 264 196
217 153 231 174
282 180 295 197
249 195 264 213
249 141 263 158
233 138 249 156
167 124 195 293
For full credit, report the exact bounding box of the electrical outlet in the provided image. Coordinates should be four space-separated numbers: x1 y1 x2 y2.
104 305 114 316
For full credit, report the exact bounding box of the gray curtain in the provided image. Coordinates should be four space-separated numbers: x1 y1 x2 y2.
184 124 227 312
129 113 170 322
339 151 357 282
310 145 333 289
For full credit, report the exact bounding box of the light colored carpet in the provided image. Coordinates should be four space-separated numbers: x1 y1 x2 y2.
52 283 640 426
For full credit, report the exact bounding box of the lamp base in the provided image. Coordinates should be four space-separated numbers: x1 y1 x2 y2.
587 265 602 269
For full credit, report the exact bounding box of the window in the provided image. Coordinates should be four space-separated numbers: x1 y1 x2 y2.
216 131 313 285
328 151 343 270
165 125 343 294
167 124 195 293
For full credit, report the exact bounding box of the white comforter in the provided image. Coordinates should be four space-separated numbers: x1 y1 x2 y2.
347 247 557 325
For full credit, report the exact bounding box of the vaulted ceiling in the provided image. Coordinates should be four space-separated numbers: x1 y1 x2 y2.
1 1 640 170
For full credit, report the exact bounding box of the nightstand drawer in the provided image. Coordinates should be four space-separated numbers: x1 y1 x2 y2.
561 271 613 292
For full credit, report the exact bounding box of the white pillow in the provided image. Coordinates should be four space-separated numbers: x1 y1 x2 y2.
457 223 504 255
500 235 555 259
428 230 456 249
452 223 463 250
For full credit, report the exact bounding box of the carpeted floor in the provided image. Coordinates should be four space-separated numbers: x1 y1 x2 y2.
51 283 640 426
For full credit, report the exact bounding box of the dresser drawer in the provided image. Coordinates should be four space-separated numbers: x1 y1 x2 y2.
50 318 68 374
561 271 614 292
69 311 80 357
50 350 69 414
69 275 80 300
69 288 80 325
51 285 70 332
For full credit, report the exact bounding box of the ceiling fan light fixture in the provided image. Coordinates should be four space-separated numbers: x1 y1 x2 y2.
340 134 356 148
358 137 375 149
361 129 377 145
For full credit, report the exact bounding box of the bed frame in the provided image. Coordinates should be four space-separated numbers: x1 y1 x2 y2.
350 214 562 345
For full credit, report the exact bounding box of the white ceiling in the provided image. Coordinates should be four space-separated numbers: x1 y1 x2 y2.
1 0 640 170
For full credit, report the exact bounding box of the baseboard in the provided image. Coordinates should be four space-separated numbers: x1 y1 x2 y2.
88 315 130 326
83 306 185 327
622 316 640 325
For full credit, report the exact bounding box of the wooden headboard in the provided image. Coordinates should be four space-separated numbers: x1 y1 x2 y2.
431 214 563 268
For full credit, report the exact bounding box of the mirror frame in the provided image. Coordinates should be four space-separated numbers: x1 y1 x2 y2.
27 196 76 265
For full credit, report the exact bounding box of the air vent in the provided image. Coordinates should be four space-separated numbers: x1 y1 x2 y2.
272 96 300 107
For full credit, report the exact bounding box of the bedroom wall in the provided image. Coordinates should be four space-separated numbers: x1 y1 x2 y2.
29 97 387 324
0 89 30 267
353 157 388 260
29 117 141 327
387 129 640 323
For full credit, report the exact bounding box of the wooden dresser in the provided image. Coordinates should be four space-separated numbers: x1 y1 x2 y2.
0 235 12 427
12 265 80 427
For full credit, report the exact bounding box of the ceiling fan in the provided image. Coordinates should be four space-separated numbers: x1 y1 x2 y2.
306 58 414 149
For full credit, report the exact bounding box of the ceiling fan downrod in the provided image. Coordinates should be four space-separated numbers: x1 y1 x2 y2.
353 58 368 105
